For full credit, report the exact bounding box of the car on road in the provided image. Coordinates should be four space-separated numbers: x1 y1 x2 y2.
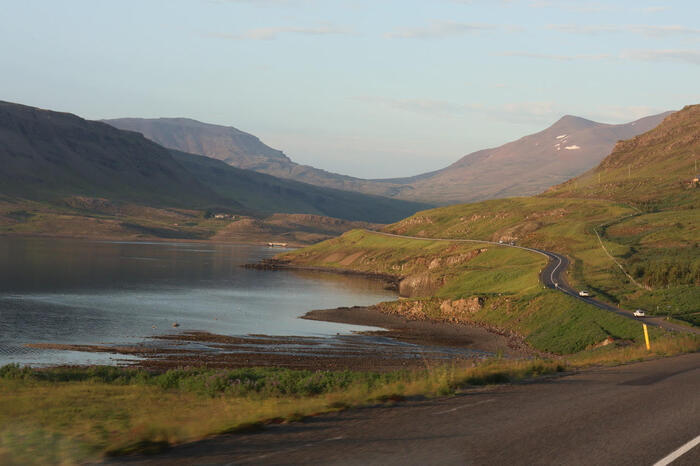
578 290 590 297
633 309 646 317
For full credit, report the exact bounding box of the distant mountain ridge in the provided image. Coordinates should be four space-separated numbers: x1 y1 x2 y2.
104 117 292 170
0 101 430 223
105 111 673 204
104 117 388 197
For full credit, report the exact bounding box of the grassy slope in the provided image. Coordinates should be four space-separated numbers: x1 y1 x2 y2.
282 106 700 340
545 104 700 323
279 229 643 354
546 104 699 209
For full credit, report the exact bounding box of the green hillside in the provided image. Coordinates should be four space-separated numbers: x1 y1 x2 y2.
281 104 700 345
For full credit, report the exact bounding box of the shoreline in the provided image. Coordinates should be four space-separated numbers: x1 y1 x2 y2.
6 238 533 371
22 306 532 372
304 306 534 358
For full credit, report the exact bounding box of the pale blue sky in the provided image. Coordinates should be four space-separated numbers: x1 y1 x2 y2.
2 0 699 177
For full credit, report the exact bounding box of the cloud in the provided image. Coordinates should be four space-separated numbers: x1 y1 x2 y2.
548 24 700 37
589 105 666 122
354 96 484 117
207 25 349 40
500 51 612 61
206 0 304 4
620 49 700 65
526 1 612 13
355 96 669 128
500 49 699 65
385 21 500 39
355 96 560 124
642 6 670 13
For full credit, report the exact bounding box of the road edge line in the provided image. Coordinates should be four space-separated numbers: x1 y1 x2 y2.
653 434 700 466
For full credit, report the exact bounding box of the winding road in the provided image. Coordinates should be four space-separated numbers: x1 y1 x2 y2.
372 231 698 335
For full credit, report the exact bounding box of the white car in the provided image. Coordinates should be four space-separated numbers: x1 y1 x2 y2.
578 290 590 297
633 309 646 317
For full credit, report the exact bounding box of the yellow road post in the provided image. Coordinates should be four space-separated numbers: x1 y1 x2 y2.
643 324 651 351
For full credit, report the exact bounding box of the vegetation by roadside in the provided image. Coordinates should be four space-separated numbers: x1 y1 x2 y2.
2 333 697 465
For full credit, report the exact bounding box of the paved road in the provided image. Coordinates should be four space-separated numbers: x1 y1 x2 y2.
372 231 698 335
537 250 698 334
112 353 700 465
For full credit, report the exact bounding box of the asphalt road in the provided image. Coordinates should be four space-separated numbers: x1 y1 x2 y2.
537 250 698 334
111 353 700 466
373 231 698 335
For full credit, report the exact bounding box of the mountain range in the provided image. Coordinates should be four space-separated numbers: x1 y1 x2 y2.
106 111 672 204
0 101 429 223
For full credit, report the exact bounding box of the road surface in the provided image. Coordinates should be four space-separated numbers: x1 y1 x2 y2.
110 353 700 465
372 231 698 335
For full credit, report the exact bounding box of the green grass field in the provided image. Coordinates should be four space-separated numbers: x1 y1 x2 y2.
3 332 698 466
0 361 567 464
280 227 657 354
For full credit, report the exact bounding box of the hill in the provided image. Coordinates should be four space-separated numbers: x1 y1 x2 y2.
547 104 699 209
104 117 390 197
104 117 291 170
278 104 699 348
390 112 672 204
0 101 429 224
105 112 671 204
0 102 218 207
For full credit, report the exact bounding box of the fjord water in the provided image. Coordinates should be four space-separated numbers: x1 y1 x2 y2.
0 237 396 366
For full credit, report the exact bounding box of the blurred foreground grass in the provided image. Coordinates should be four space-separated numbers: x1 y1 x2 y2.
1 333 697 465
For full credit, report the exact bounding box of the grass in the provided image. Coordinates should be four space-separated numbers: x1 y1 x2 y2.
377 290 646 355
3 330 698 465
0 360 565 465
282 228 654 354
566 333 700 367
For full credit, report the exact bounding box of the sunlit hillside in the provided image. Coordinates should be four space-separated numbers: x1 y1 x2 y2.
282 104 700 329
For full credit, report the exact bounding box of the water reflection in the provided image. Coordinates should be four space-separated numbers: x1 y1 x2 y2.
0 237 396 366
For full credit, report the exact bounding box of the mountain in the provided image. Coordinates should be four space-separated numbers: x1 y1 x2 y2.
105 112 672 205
280 103 699 329
0 101 429 223
0 102 219 207
547 104 700 208
104 117 291 170
379 112 674 204
104 117 386 196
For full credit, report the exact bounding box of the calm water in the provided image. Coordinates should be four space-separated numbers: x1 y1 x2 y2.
0 237 397 366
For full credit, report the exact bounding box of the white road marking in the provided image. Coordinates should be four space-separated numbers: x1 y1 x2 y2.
653 434 700 466
433 399 495 415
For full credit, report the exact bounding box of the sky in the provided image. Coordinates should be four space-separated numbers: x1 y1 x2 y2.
2 0 699 178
